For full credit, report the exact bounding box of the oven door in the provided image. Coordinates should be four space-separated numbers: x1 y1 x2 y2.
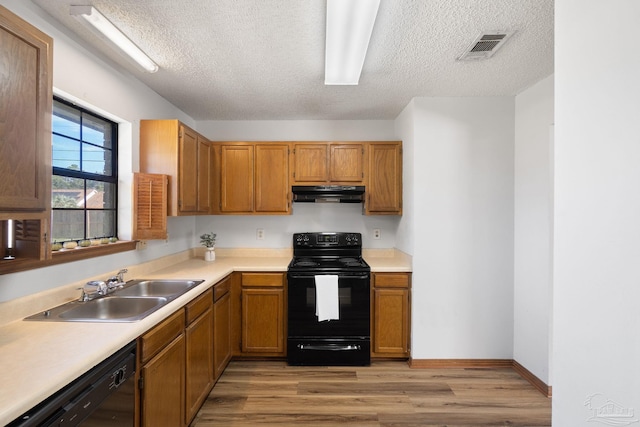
287 271 370 338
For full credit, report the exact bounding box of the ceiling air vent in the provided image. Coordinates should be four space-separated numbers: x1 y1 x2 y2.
457 31 515 61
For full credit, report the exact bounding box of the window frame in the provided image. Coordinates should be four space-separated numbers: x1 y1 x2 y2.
51 96 119 243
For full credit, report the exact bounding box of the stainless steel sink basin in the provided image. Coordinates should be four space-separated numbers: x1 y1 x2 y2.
59 297 168 321
25 296 168 322
25 279 204 322
116 279 203 298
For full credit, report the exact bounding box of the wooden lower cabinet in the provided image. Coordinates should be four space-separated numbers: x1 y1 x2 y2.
185 290 214 424
213 276 232 379
138 288 216 427
135 272 290 425
139 310 186 427
240 273 285 356
371 273 411 358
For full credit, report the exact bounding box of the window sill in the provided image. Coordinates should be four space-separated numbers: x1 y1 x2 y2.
50 240 137 264
0 241 137 275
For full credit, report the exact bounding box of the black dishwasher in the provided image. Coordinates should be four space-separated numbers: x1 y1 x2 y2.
9 341 136 427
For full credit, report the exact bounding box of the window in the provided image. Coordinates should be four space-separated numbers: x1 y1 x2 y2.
51 97 118 244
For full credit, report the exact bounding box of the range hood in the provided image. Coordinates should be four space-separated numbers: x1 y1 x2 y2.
292 185 365 203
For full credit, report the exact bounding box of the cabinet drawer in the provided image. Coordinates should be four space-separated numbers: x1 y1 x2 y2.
186 288 212 324
213 277 231 301
241 273 284 287
140 309 185 364
373 273 410 288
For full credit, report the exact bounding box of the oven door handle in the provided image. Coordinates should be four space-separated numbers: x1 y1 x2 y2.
297 343 362 351
288 273 369 280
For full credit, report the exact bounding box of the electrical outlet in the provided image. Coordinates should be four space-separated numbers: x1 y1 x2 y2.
164 233 169 246
373 229 381 240
137 240 148 250
256 228 265 240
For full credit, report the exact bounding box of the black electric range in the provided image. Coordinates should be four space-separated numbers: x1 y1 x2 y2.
287 232 371 366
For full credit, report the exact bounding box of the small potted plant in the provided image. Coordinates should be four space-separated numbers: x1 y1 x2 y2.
200 232 217 261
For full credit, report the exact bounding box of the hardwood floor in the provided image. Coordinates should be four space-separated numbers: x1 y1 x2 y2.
190 360 551 426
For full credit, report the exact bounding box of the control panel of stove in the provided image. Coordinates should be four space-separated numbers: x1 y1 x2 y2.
293 232 361 247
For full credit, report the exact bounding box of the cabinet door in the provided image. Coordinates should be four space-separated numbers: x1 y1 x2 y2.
292 143 328 183
140 334 185 427
373 288 410 356
178 125 198 213
213 291 231 379
366 143 402 215
0 7 52 211
330 143 364 182
133 173 168 240
220 145 254 212
241 288 284 354
185 309 214 424
197 137 211 213
255 144 290 213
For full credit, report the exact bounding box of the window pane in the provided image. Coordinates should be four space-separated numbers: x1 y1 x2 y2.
86 180 115 209
52 210 84 242
82 144 112 175
52 135 81 170
53 101 81 139
51 97 118 246
82 114 113 149
52 177 84 208
87 210 115 238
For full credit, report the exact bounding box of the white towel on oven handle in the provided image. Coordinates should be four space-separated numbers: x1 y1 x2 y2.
314 275 339 322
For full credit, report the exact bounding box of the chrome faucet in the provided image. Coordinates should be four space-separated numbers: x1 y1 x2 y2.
79 281 108 302
79 269 128 301
107 268 128 289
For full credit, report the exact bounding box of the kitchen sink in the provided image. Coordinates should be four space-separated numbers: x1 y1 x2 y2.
59 297 168 322
25 279 205 322
116 279 203 298
25 296 168 322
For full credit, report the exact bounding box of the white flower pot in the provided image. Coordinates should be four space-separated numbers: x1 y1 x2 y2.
204 248 215 261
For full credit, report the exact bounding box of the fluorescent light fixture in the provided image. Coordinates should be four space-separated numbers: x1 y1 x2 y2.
325 0 380 85
70 5 158 73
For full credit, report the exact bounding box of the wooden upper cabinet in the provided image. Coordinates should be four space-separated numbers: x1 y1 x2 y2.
214 142 290 215
330 144 364 182
140 120 211 216
179 126 198 212
197 136 211 213
291 142 364 184
365 142 403 215
291 143 327 182
0 5 52 212
255 144 290 213
220 144 254 213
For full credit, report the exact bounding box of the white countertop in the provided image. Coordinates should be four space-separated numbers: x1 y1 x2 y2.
0 248 411 424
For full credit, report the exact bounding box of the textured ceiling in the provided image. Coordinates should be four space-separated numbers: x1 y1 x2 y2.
31 0 554 120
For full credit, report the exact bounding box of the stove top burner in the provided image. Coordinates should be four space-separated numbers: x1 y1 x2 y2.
289 256 369 271
288 232 370 273
293 258 319 267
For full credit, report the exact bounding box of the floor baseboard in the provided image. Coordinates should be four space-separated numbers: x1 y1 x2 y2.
409 358 552 398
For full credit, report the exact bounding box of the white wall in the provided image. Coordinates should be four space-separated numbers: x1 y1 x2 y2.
400 97 515 359
0 0 196 302
393 101 416 255
514 75 554 385
554 0 640 424
194 120 401 249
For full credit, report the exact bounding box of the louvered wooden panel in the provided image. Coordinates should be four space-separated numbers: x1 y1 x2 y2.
14 219 41 242
133 173 168 240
